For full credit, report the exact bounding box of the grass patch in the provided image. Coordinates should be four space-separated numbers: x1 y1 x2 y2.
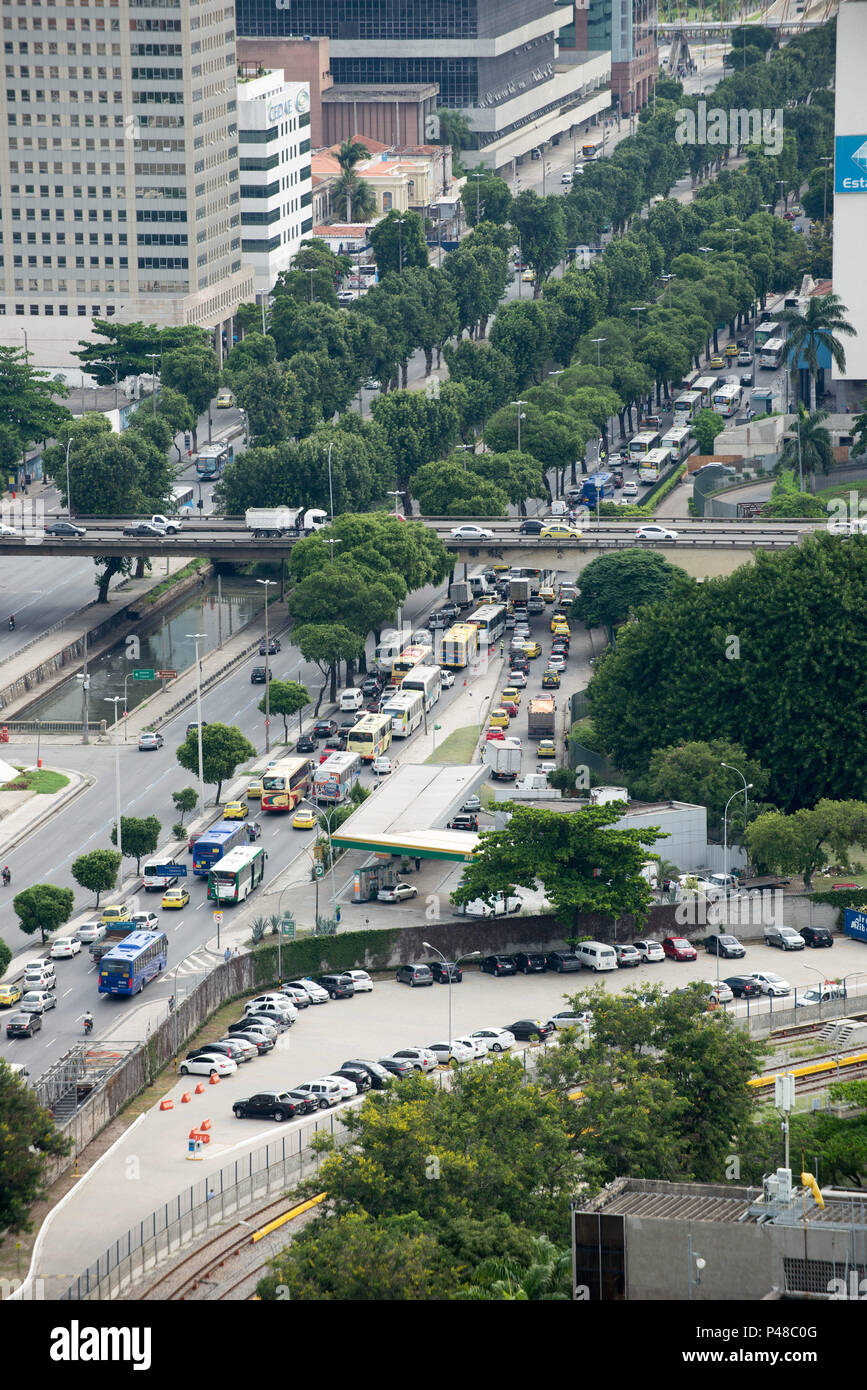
2 767 69 794
815 480 867 503
426 724 480 765
141 558 208 605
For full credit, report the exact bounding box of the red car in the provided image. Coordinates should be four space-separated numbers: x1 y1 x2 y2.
500 700 520 717
662 936 697 962
485 727 505 742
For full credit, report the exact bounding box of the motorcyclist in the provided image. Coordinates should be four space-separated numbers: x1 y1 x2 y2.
7 616 14 631
1 866 10 886
83 1011 93 1033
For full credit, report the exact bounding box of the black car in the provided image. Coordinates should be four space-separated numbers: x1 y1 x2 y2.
186 721 208 738
519 519 546 535
361 677 383 697
233 1091 303 1122
800 925 833 948
285 1088 319 1115
317 972 355 999
226 1016 277 1039
512 951 547 974
123 521 164 536
507 1018 555 1041
187 1042 247 1065
339 716 360 730
322 735 347 754
312 719 339 740
296 734 317 753
510 655 530 674
481 954 517 978
725 975 762 998
705 934 746 959
258 638 281 655
6 1011 41 1037
45 520 86 537
546 950 583 973
224 1028 274 1053
429 960 463 984
331 1066 372 1093
448 813 478 832
377 1056 415 1078
250 667 268 684
341 1059 392 1089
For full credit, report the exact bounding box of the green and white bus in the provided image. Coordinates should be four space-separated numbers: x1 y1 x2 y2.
207 844 266 904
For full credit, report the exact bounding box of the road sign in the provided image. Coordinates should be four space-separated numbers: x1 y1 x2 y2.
281 916 296 940
314 864 324 878
156 670 177 679
213 911 223 925
133 669 155 681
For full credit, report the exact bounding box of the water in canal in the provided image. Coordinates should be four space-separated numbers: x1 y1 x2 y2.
25 578 263 723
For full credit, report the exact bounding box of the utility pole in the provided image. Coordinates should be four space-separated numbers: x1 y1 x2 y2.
187 631 207 812
257 580 275 752
104 696 124 864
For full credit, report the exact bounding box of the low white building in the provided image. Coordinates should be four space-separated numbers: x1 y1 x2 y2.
237 72 314 296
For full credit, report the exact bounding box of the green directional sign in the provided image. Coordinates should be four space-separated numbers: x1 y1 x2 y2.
133 669 155 681
281 916 296 939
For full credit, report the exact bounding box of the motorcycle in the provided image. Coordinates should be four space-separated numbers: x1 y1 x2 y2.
83 1017 93 1035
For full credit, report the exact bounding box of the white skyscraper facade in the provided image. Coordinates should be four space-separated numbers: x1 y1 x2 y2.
237 70 313 296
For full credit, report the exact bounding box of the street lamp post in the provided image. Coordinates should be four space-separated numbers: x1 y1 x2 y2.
65 437 74 519
323 537 342 564
387 489 402 519
75 634 90 746
511 399 527 453
820 155 833 223
722 783 752 892
104 696 124 864
590 337 606 369
423 943 481 1050
305 267 316 303
630 305 648 333
257 579 276 753
317 806 341 922
187 631 207 813
725 227 738 256
325 440 335 522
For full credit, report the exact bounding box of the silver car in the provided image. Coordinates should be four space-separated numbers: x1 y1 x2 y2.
286 978 330 1004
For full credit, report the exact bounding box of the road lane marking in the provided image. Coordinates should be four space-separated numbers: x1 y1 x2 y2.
44 1038 56 1048
62 988 73 997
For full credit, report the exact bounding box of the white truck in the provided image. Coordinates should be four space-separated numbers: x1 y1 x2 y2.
151 513 183 534
245 507 328 537
484 737 522 781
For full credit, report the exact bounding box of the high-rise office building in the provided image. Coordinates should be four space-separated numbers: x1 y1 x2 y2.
0 0 255 372
237 70 313 295
572 0 658 116
236 1 611 173
832 1 867 382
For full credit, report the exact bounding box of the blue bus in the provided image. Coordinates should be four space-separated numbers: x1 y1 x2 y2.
579 471 614 505
98 931 168 996
192 820 249 877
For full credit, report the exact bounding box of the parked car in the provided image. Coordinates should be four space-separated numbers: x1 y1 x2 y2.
331 1066 372 1093
545 950 583 973
286 978 329 1004
480 954 517 977
511 951 547 974
633 939 665 963
179 1053 237 1077
189 1040 252 1065
378 883 417 904
705 934 746 959
319 1074 358 1101
427 1039 476 1066
277 984 311 1009
292 1079 345 1110
395 963 434 988
6 1012 42 1038
392 1047 439 1073
317 973 355 1000
470 1027 515 1052
226 1029 274 1054
50 936 82 959
341 1059 392 1089
800 925 833 948
764 925 805 951
706 981 735 1005
232 1091 304 1122
456 895 521 918
795 982 846 1007
506 1018 555 1042
662 936 698 962
429 960 462 984
548 1009 593 1030
138 732 164 752
371 756 393 776
614 943 641 967
377 1056 415 1078
724 975 762 998
346 969 373 993
283 1090 319 1114
245 993 298 1020
750 971 792 997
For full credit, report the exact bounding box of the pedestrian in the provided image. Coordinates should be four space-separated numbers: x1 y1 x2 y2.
415 857 421 872
224 946 231 963
232 945 239 959
499 639 504 656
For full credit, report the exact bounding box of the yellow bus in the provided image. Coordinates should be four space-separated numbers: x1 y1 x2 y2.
392 642 433 686
441 622 479 669
346 712 392 762
260 756 312 812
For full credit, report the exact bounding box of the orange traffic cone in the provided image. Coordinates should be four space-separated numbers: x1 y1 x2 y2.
180 1092 192 1103
195 1082 205 1094
209 1073 220 1085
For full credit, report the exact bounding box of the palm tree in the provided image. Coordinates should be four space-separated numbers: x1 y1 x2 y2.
778 405 833 481
454 1236 572 1300
435 108 472 167
779 293 855 411
333 171 376 223
336 138 370 174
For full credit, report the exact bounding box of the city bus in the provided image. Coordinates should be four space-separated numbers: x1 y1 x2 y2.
660 426 693 463
261 755 312 812
98 930 168 996
754 321 782 350
312 750 362 803
693 376 720 408
465 602 507 646
373 630 405 675
673 390 702 426
627 430 660 462
440 622 479 669
712 382 742 417
638 447 672 483
193 442 230 479
401 664 442 713
582 140 602 160
171 482 195 512
347 712 392 761
207 844 266 904
381 688 424 738
759 338 786 370
192 820 249 876
392 641 433 686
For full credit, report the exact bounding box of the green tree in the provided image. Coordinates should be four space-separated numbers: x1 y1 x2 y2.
745 800 867 888
369 210 429 276
0 939 9 979
408 458 509 516
12 884 75 945
801 164 834 223
779 292 855 411
155 387 196 460
92 555 134 604
451 802 661 931
171 788 198 827
778 406 833 479
572 549 691 640
333 171 376 222
693 407 726 454
72 321 207 385
0 348 70 479
71 849 122 906
160 347 221 444
642 741 770 836
109 815 161 876
287 562 402 669
0 1061 72 1233
336 138 370 173
289 513 450 597
176 724 256 804
259 1211 455 1301
511 191 567 296
258 680 310 742
292 623 365 708
460 175 513 228
434 108 472 168
44 411 174 518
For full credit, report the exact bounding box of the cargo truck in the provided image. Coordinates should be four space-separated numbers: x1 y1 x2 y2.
484 737 522 781
448 580 473 609
245 507 328 537
844 909 867 943
90 926 136 965
527 695 556 738
509 578 531 604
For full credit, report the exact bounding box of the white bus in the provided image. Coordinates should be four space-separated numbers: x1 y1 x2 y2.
693 376 720 408
312 750 362 804
627 430 660 462
712 383 742 417
346 712 392 761
638 447 672 483
672 390 701 426
374 630 405 674
381 688 424 738
754 321 782 349
401 664 442 713
759 338 786 370
660 426 692 462
207 844 266 905
465 602 507 646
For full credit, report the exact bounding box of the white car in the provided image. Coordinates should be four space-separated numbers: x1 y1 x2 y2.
455 895 522 918
20 990 57 1014
371 756 393 776
796 983 846 1007
50 937 81 959
427 1039 476 1065
0 524 21 538
508 670 528 687
633 940 665 963
750 972 792 997
514 623 531 638
131 911 159 931
560 171 573 184
636 525 678 541
546 654 566 672
293 1079 344 1109
707 981 734 1004
439 668 455 688
76 922 106 944
247 992 296 1014
347 969 373 992
450 524 493 540
278 984 312 1009
454 1034 488 1060
537 761 558 774
377 883 418 904
392 1047 439 1073
179 1053 237 1077
286 978 329 1004
23 966 56 991
470 1027 515 1053
548 1009 592 1030
319 1074 359 1101
614 943 641 967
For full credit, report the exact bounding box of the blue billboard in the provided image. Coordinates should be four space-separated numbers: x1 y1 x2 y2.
834 136 867 194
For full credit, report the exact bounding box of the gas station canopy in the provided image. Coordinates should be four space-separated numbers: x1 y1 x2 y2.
330 763 486 861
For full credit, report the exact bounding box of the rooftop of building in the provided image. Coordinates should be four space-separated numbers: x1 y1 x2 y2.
311 222 377 238
323 83 439 102
576 1177 867 1229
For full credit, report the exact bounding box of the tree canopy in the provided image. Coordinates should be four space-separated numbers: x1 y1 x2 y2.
175 724 256 803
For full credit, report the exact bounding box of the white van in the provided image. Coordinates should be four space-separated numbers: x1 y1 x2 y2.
576 941 618 972
339 688 364 712
549 500 567 517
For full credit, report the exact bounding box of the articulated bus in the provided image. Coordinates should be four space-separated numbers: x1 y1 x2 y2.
693 376 720 408
755 321 782 350
627 430 660 462
208 844 266 904
673 390 702 426
401 664 442 714
712 382 742 417
392 641 433 685
759 338 786 371
192 820 249 876
260 755 312 812
98 931 168 996
381 688 425 738
638 447 672 483
312 750 362 803
440 622 479 669
660 426 693 463
466 602 507 646
347 712 392 762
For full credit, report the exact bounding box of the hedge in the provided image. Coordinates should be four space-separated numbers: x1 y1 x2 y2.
808 888 867 909
252 927 402 985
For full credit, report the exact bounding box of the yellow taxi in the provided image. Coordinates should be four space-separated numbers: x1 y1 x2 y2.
539 585 555 603
540 524 582 541
501 686 521 707
162 887 190 910
492 563 510 574
538 738 557 758
223 800 249 820
708 355 725 370
550 610 569 630
542 670 561 688
101 904 132 926
0 981 22 1008
552 621 571 637
216 388 235 408
292 807 317 830
724 343 739 357
522 268 535 283
489 707 511 729
519 641 542 658
247 777 263 799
